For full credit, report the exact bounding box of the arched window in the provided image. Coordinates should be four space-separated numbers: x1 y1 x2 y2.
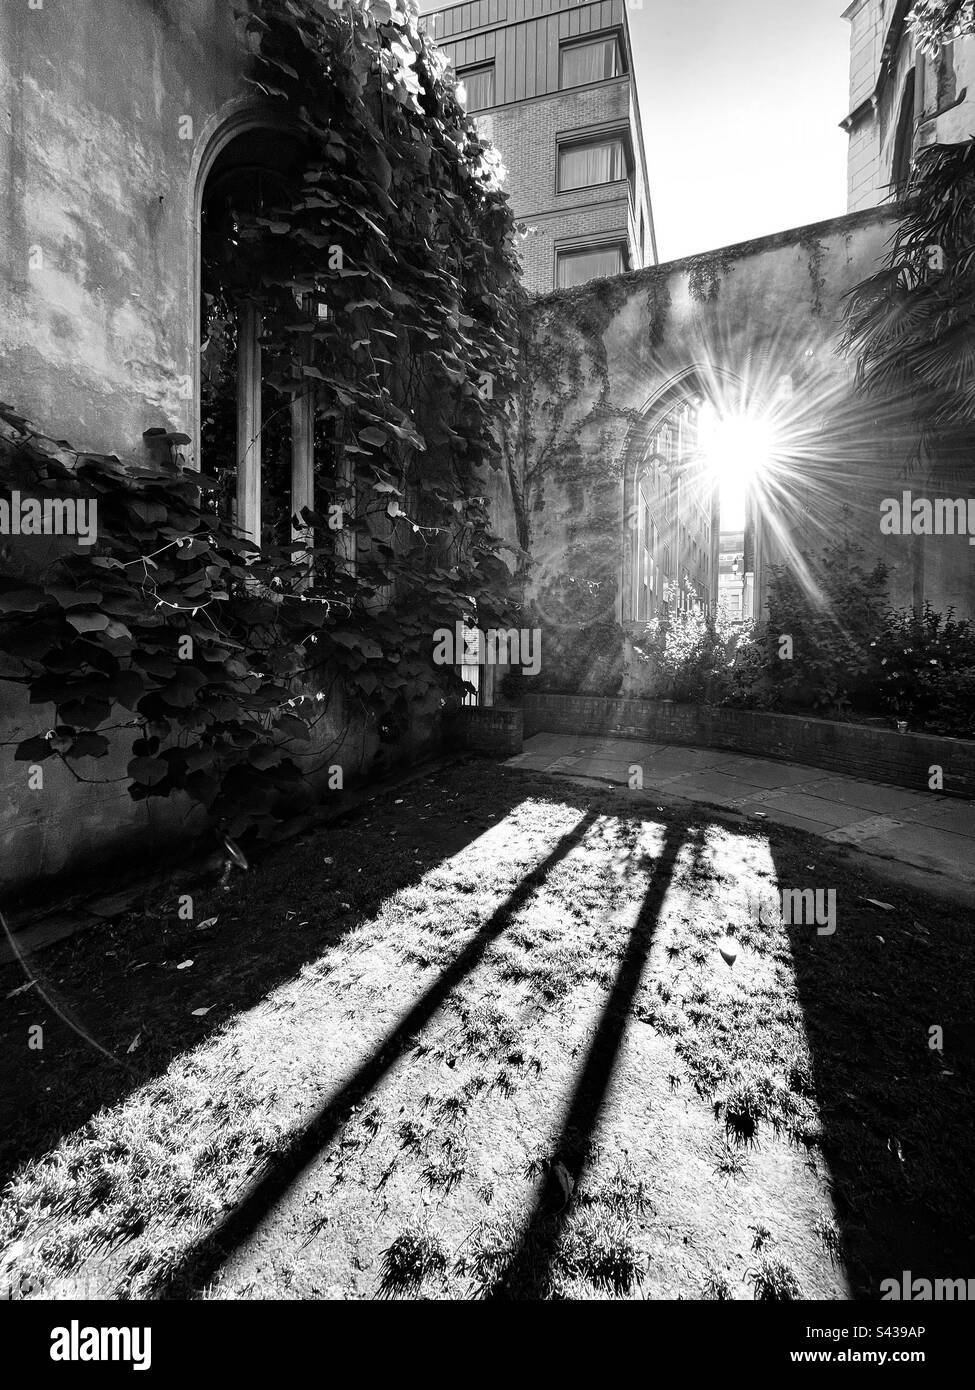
199 125 344 571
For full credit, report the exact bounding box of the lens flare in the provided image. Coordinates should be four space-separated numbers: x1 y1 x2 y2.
698 406 777 491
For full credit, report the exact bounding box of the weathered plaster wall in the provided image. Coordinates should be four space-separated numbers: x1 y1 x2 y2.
0 0 246 457
0 3 452 899
519 206 975 690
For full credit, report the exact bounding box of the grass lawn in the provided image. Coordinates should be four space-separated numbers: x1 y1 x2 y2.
1 760 973 1300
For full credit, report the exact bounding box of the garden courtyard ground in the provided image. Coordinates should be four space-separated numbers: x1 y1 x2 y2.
1 750 974 1300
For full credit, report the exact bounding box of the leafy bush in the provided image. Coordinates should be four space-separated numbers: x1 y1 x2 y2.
719 541 975 738
871 605 975 736
531 619 626 696
761 539 890 715
630 609 750 703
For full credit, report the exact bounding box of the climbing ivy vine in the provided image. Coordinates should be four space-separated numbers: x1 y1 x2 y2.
0 0 523 844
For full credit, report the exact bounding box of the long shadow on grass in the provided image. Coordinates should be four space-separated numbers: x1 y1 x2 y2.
486 820 686 1300
143 805 601 1297
763 830 975 1299
0 766 535 1188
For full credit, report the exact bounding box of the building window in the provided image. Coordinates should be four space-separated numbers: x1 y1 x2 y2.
559 34 622 89
457 63 495 112
634 469 656 622
558 135 627 191
556 241 627 288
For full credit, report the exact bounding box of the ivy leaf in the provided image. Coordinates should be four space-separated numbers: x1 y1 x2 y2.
0 588 47 613
69 732 111 759
15 737 54 762
66 611 110 634
48 586 105 609
60 697 111 729
128 755 169 786
160 669 208 707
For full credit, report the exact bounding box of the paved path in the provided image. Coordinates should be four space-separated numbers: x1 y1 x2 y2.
506 733 975 893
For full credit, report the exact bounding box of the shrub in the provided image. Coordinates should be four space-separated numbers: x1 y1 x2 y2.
630 608 751 703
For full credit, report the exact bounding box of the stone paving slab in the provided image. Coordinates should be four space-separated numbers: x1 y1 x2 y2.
635 748 731 774
704 756 834 789
864 823 975 883
903 801 975 836
825 815 905 846
658 770 769 807
739 791 868 828
575 740 668 759
567 756 641 780
508 731 975 894
789 776 931 818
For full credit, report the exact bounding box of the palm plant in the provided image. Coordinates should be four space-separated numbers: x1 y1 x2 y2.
843 138 975 469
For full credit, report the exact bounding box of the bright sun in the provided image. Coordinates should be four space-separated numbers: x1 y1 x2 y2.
697 406 776 490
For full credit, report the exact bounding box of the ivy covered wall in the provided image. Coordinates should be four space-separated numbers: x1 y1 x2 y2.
0 0 525 896
513 205 975 695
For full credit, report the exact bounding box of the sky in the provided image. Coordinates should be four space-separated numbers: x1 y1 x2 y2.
629 0 852 263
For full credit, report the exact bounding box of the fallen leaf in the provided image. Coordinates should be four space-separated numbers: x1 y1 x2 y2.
553 1161 574 1206
5 980 36 999
196 917 218 930
191 1007 213 1017
127 1032 141 1054
865 898 895 911
718 938 738 967
177 959 194 970
222 835 249 871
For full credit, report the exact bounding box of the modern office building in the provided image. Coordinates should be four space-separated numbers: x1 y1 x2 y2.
418 0 656 293
842 0 975 211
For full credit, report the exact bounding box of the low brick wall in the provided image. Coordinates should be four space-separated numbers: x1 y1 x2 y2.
524 694 975 799
446 707 523 757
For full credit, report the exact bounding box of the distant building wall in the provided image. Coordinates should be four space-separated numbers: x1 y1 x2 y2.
418 0 655 292
843 0 975 211
518 207 975 699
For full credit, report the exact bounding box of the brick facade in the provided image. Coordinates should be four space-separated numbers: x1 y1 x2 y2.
419 0 654 294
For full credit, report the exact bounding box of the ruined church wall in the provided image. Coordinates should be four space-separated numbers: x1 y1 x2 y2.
0 0 249 457
520 205 975 689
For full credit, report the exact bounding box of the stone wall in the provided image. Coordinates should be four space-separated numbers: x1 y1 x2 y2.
0 0 249 460
445 706 524 757
517 205 975 686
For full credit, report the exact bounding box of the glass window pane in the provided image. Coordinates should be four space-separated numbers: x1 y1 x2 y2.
458 65 495 111
560 37 619 88
557 244 625 288
558 138 624 190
